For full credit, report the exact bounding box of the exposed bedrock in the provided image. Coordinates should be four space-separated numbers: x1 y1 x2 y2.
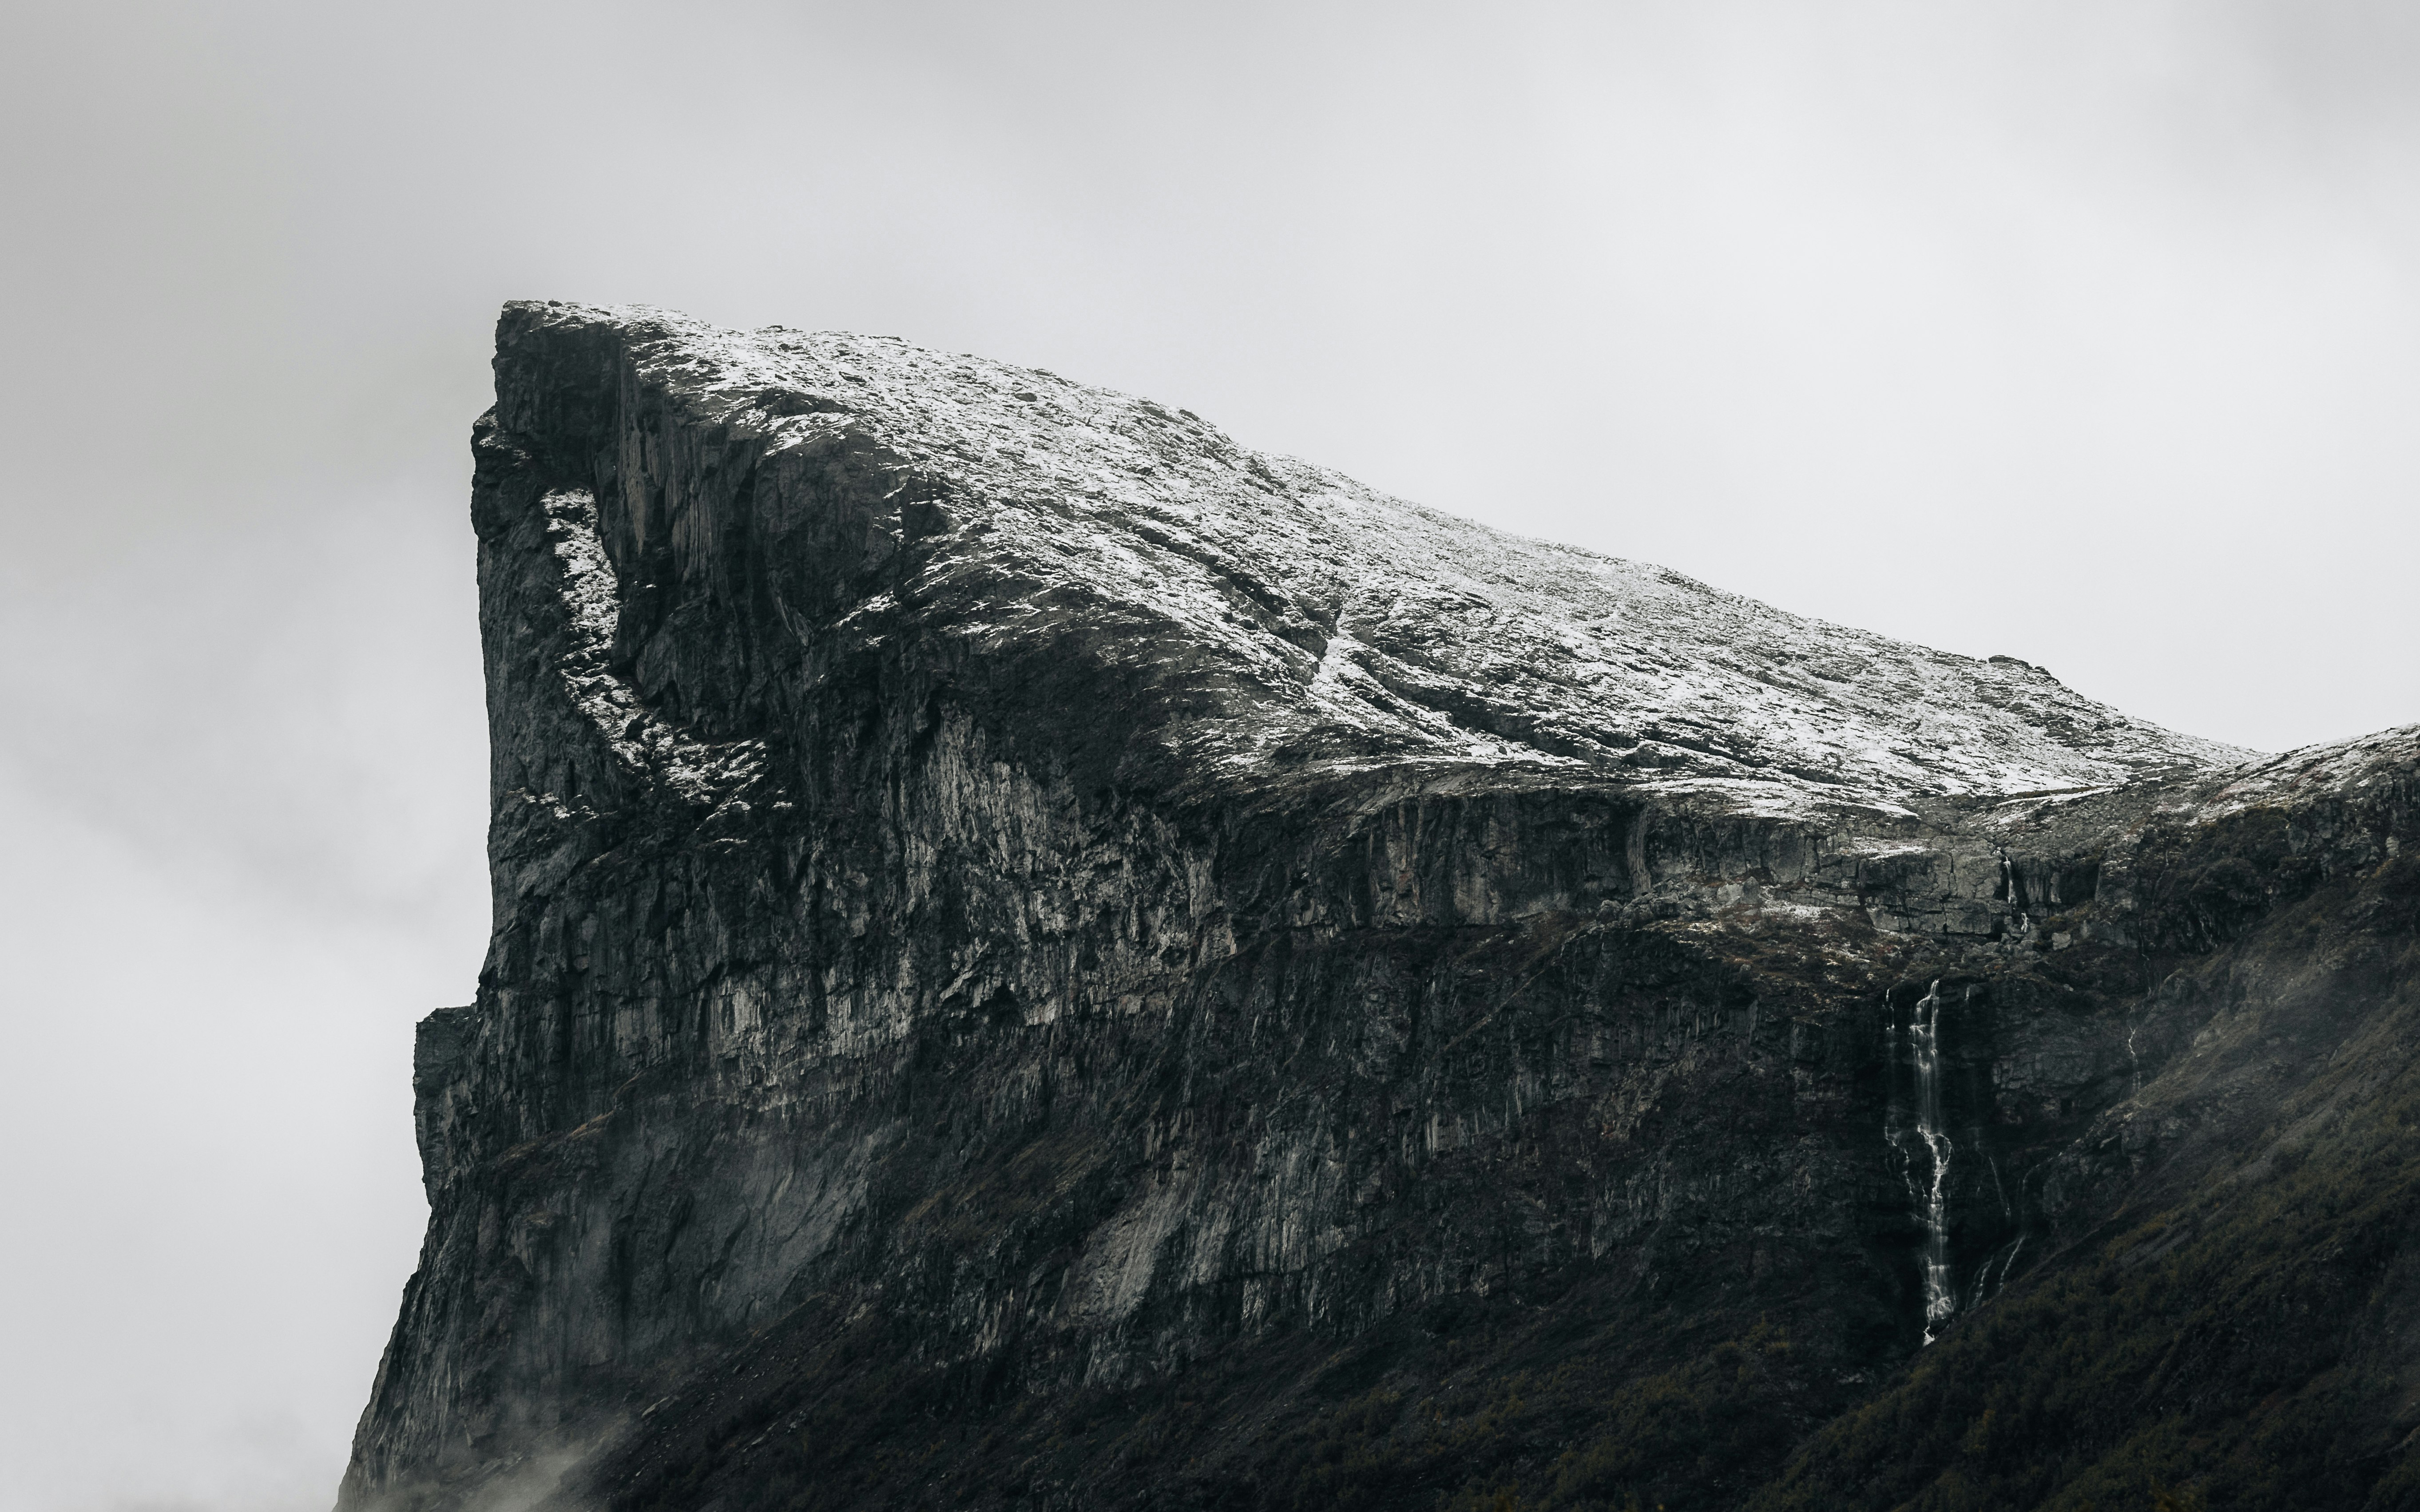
342 303 2420 1512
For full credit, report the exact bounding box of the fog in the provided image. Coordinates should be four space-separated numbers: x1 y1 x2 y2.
1 2 2412 1506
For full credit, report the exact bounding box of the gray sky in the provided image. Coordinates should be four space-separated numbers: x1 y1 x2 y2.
2 3 2413 1507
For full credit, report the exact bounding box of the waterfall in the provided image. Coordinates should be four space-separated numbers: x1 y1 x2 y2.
1888 979 1957 1344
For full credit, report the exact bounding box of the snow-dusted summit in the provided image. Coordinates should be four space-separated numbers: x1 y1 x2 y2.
536 303 2245 817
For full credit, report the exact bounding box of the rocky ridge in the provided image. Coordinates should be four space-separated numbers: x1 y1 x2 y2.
497 308 2242 808
342 302 2420 1512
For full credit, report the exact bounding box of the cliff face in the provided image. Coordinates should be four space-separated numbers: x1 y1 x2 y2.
342 303 2420 1512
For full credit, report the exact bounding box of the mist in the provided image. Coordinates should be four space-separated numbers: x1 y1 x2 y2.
1 2 2413 1506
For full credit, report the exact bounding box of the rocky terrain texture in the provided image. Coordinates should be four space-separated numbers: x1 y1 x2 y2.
342 302 2420 1512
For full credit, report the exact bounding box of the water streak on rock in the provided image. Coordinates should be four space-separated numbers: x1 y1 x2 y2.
1891 979 1956 1344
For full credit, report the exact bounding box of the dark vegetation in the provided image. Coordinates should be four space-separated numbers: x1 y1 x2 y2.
1749 1120 2420 1511
1745 848 2420 1512
595 1284 1842 1512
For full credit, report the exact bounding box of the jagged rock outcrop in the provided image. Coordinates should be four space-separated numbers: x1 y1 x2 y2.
342 303 2420 1512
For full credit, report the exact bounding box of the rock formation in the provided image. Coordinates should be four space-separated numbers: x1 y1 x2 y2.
342 302 2420 1511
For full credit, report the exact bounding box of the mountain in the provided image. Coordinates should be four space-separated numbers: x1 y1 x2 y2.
341 302 2420 1512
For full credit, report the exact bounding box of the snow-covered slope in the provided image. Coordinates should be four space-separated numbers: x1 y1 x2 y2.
563 303 2246 816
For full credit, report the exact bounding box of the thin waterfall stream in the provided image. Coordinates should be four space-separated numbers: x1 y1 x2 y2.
1889 979 1957 1344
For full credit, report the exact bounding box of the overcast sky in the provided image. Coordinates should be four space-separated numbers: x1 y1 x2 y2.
2 3 2414 1508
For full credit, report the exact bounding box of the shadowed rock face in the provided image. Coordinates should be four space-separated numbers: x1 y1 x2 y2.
341 303 2420 1512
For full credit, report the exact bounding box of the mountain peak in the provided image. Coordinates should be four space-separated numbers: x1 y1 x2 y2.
496 300 2248 823
345 302 2408 1512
